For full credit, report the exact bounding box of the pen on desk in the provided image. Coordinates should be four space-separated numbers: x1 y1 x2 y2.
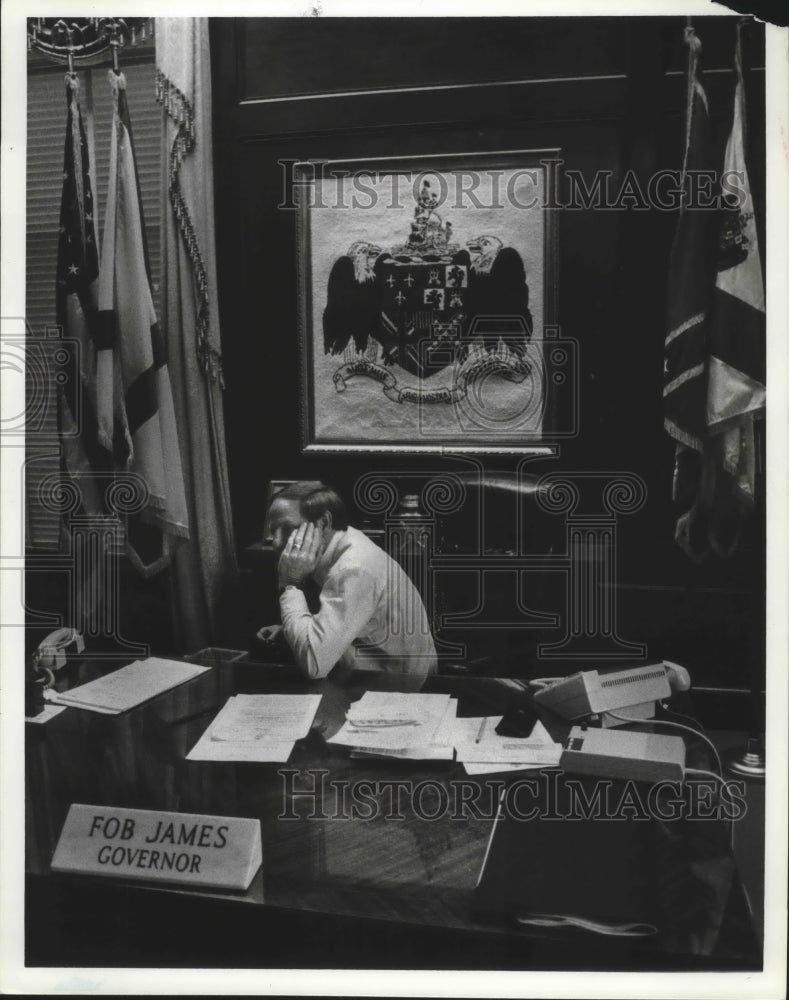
476 717 488 744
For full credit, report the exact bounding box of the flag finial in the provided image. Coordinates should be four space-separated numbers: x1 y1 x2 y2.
683 25 702 54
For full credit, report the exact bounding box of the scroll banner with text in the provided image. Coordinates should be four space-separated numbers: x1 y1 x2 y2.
333 352 531 404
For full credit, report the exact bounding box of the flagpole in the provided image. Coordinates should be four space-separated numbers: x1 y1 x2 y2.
721 19 766 781
723 419 766 780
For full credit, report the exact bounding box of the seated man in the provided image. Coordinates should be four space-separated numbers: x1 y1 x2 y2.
257 482 437 687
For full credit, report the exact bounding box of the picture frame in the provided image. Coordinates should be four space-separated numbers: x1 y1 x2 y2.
295 150 561 454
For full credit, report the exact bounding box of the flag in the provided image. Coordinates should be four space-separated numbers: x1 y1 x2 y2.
703 28 765 555
663 27 718 561
664 27 717 457
98 70 189 576
56 72 108 521
663 25 764 560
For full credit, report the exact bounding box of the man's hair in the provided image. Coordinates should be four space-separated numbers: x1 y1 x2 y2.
271 481 349 531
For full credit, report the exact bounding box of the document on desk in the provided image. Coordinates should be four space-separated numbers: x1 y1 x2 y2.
350 697 458 760
462 762 549 775
186 694 322 763
26 703 69 724
328 691 453 756
43 658 210 715
456 718 562 772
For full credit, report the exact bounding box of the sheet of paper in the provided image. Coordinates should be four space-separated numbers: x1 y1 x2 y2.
185 693 322 763
460 727 558 773
344 691 451 726
208 694 322 743
456 741 562 765
455 716 562 765
428 697 459 748
43 691 121 715
44 658 210 714
527 720 555 745
350 698 459 760
462 762 549 775
26 703 68 724
186 739 294 763
449 715 504 746
329 691 452 752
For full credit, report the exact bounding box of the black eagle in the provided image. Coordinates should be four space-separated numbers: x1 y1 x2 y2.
323 237 532 378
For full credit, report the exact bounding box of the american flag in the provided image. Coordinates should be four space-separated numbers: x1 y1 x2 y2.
56 72 112 520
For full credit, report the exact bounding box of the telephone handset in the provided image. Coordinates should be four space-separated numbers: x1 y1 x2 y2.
27 628 85 717
34 628 85 672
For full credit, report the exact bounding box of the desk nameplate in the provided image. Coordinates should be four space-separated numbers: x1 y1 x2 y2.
51 804 262 891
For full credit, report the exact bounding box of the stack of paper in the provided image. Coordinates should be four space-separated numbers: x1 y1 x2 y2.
454 718 562 775
186 693 322 763
328 692 457 760
43 658 210 715
25 703 68 724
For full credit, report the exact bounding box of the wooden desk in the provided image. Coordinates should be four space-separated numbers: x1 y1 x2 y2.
25 653 761 970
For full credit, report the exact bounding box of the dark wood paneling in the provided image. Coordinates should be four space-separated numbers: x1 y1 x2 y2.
218 116 623 547
210 16 765 687
238 17 629 103
225 76 628 140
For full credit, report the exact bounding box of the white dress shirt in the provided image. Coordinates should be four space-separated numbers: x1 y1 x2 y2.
279 526 437 683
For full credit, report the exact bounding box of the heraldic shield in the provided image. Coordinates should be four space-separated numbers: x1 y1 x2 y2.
323 179 533 382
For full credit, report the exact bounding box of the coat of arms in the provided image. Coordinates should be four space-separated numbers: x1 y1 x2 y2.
322 179 533 404
717 192 752 272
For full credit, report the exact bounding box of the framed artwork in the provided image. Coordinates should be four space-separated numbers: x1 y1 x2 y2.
295 150 560 453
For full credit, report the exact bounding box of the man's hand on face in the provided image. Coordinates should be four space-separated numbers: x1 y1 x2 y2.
278 522 322 589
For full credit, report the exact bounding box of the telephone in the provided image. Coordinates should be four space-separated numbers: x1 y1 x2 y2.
532 661 692 723
26 628 85 717
25 628 85 718
33 627 85 672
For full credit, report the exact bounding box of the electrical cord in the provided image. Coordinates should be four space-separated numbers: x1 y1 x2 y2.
685 767 737 847
658 700 702 726
685 767 726 785
527 677 562 691
516 913 657 937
